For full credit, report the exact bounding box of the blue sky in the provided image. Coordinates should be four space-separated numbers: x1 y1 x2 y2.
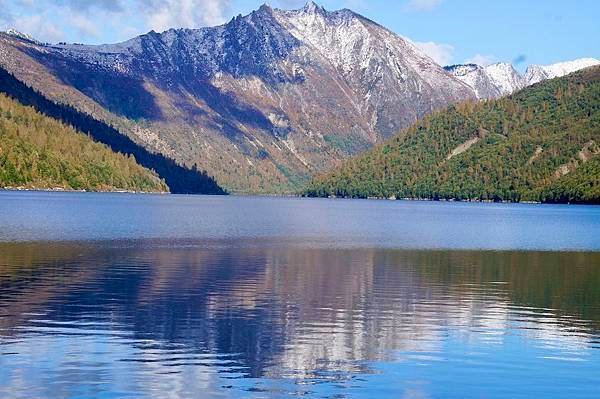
1 0 598 70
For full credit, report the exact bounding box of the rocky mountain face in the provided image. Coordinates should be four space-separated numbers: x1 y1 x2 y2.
446 58 599 99
0 2 475 193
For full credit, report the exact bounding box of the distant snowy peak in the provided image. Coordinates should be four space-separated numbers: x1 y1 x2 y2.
483 63 525 96
525 58 600 85
447 58 598 99
444 62 524 99
444 64 501 99
302 0 326 13
523 65 547 87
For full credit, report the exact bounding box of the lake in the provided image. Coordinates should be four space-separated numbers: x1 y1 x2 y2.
0 191 599 398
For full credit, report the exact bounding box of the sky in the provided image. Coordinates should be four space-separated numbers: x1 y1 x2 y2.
0 0 598 70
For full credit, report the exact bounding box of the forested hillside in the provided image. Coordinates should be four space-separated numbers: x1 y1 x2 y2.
0 93 168 192
304 66 600 204
0 67 226 194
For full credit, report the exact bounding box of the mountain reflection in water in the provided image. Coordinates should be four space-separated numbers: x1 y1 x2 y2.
0 241 599 398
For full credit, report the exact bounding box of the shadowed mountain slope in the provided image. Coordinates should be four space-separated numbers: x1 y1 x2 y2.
0 67 226 194
0 91 168 192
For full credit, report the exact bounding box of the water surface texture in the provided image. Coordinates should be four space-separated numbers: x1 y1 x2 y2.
1 191 599 250
0 192 599 398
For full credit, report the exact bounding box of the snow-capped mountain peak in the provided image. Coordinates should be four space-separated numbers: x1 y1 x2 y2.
444 63 501 99
525 58 600 85
302 1 326 14
447 58 598 99
483 62 525 96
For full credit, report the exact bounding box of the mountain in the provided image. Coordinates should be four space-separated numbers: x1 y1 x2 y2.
525 58 600 85
0 92 168 192
443 64 503 99
446 58 599 99
4 29 37 43
303 66 600 204
0 2 475 193
0 67 226 194
484 62 526 95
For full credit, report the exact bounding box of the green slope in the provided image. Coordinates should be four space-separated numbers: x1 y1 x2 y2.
304 66 600 204
0 93 168 192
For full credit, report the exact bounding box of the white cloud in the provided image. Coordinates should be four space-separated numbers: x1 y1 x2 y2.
70 13 100 38
0 0 13 26
63 0 123 12
1 0 125 42
12 14 64 42
139 0 230 32
404 0 442 12
414 41 454 65
2 0 232 43
465 54 498 66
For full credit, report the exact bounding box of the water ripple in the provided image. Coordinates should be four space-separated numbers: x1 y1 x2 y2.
0 242 599 398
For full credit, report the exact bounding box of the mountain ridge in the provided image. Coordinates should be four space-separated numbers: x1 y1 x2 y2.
303 66 600 204
0 1 474 193
446 58 600 99
1 2 596 194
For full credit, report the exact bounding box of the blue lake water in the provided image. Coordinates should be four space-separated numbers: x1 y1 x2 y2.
0 191 599 398
1 191 599 250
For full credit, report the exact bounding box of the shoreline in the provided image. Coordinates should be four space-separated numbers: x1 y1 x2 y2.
3 188 599 205
0 187 169 195
300 194 600 206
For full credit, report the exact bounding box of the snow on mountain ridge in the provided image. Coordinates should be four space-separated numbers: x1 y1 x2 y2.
3 29 37 43
443 64 501 99
447 58 598 99
49 1 472 135
270 2 475 134
49 1 453 87
525 58 600 85
483 62 525 96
